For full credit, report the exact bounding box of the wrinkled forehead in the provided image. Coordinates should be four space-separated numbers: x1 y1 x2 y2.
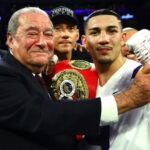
18 12 52 26
15 12 53 33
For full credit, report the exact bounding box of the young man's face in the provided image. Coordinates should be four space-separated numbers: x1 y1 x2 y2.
82 15 124 64
54 20 79 54
7 12 54 73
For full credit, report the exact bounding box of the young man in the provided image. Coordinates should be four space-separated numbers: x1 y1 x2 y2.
49 6 92 62
1 6 150 150
81 9 150 150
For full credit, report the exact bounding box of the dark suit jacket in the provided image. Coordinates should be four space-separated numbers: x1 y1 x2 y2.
0 53 101 150
0 49 7 58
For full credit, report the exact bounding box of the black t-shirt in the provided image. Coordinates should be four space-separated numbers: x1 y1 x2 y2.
71 48 93 62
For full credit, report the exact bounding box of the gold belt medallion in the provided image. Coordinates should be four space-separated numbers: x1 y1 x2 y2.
69 60 91 70
50 69 89 100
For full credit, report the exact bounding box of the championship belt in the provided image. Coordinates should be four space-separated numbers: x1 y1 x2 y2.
49 60 99 140
49 60 98 100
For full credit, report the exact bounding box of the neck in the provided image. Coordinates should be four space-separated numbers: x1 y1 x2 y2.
94 55 126 86
55 49 72 62
26 64 45 74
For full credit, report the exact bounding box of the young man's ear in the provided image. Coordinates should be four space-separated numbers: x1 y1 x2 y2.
121 32 127 47
81 35 89 52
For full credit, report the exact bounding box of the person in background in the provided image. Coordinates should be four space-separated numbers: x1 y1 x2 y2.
43 6 93 76
121 27 138 61
126 29 150 65
81 9 150 150
49 6 92 63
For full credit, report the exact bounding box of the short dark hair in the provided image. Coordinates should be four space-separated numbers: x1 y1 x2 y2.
84 9 122 33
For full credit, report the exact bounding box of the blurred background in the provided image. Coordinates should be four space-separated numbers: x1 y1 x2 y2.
0 0 150 50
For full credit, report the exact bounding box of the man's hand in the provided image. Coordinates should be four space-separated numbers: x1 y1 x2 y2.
43 55 58 75
115 64 150 114
73 43 85 52
126 29 150 65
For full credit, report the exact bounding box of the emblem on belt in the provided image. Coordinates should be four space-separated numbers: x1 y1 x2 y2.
50 69 89 100
69 60 91 70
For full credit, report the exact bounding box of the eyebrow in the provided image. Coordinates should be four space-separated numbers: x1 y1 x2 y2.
107 25 119 29
88 27 100 31
26 26 53 32
88 25 119 31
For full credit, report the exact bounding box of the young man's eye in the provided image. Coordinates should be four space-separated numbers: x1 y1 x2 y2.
89 31 98 35
109 30 117 33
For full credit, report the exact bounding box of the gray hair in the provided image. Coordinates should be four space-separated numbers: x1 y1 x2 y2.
7 7 49 37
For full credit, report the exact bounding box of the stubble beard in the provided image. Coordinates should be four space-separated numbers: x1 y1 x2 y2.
98 58 112 65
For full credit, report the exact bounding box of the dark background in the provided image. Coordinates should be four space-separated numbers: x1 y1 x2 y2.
0 0 150 50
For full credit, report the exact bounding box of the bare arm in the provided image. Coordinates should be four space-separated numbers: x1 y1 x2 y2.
115 64 150 114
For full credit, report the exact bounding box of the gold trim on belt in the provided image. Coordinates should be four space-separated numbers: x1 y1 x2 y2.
50 69 89 100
